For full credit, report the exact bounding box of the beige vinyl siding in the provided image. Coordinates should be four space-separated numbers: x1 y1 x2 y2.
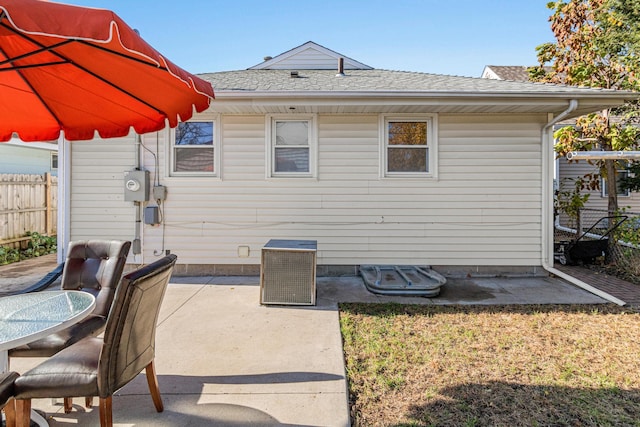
257 48 360 70
139 113 547 268
70 136 137 243
558 159 640 213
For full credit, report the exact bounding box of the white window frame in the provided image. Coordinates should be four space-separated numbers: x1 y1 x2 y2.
169 116 220 177
602 168 631 197
380 114 438 178
266 114 317 178
50 152 58 171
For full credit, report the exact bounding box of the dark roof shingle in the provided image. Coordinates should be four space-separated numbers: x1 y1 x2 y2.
201 69 618 95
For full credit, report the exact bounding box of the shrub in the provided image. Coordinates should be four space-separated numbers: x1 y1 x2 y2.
0 246 20 265
22 232 57 258
0 232 56 265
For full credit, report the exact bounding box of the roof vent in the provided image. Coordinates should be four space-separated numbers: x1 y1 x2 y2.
290 71 299 78
263 56 273 61
336 57 345 77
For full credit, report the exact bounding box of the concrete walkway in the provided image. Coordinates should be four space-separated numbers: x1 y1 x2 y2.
2 255 638 426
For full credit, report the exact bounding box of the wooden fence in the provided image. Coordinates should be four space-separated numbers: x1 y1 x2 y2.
0 173 57 248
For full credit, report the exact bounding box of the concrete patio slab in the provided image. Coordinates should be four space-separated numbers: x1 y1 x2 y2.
318 274 609 306
10 279 350 427
7 271 612 426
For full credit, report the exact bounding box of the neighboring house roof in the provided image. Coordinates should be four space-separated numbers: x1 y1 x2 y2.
200 42 638 117
4 137 57 151
0 137 58 175
481 65 544 81
482 65 555 81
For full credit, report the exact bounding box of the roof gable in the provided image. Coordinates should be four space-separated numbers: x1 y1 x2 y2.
248 41 372 70
4 137 57 151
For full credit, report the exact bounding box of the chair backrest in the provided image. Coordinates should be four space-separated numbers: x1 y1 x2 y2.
0 371 18 409
98 254 177 397
61 240 131 317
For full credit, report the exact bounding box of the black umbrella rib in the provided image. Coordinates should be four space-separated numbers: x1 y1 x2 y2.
75 39 170 71
0 61 68 72
0 54 64 127
0 22 166 116
0 21 76 66
61 55 166 115
17 37 169 115
0 17 167 72
0 25 73 125
0 44 72 67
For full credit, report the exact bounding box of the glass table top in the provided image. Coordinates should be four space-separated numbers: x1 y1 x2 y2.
0 291 95 347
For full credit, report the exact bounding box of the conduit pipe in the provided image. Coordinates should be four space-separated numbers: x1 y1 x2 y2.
540 100 625 305
133 133 143 257
567 151 640 160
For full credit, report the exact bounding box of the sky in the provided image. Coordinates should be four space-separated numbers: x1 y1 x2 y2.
64 0 556 78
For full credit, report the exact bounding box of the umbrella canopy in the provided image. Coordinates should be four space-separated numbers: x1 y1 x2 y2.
0 0 214 142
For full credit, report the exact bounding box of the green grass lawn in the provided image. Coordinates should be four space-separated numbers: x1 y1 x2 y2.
339 303 640 427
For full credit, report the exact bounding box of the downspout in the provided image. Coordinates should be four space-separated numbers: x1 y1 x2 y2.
541 99 625 305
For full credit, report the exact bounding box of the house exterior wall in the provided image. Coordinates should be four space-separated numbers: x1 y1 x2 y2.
130 112 548 275
0 144 57 176
69 136 137 247
557 160 640 214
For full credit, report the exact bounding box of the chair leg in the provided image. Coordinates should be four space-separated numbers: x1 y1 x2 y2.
99 396 112 427
15 399 30 427
63 397 72 413
145 361 164 412
4 398 16 427
85 396 93 408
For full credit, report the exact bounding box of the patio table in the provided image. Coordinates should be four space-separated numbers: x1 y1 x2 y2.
0 290 95 426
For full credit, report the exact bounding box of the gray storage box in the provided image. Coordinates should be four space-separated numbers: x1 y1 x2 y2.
260 239 317 305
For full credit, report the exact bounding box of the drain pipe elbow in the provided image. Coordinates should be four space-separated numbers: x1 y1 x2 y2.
541 99 625 305
543 99 578 132
543 264 625 305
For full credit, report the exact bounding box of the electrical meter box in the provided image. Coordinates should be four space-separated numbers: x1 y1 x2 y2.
124 170 150 202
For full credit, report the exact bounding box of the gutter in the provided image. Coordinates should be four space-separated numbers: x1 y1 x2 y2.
213 89 635 100
540 99 625 306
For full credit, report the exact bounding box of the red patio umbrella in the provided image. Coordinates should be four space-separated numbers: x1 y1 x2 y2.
0 0 214 142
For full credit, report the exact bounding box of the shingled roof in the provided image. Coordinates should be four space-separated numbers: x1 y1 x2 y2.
198 42 638 117
202 68 615 95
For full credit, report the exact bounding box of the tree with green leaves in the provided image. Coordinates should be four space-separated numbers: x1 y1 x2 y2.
529 0 640 216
